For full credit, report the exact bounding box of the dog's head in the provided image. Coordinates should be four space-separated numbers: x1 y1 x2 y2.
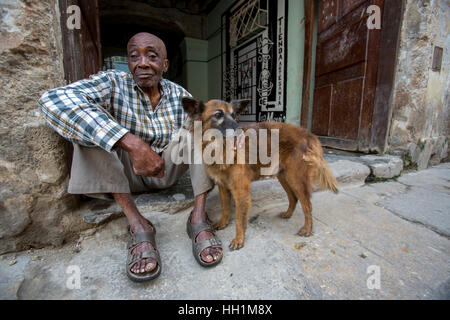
181 97 250 137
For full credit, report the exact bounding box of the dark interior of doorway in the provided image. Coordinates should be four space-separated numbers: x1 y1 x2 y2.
98 1 187 83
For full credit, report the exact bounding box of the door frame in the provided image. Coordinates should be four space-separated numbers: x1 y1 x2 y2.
59 0 102 84
301 0 405 153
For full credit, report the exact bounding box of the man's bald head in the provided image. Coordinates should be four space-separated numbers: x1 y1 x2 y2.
127 32 167 59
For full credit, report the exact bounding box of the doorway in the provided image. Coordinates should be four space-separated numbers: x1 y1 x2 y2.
98 0 186 83
58 0 219 86
301 0 405 153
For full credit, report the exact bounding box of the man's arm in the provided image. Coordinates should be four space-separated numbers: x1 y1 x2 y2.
38 71 129 152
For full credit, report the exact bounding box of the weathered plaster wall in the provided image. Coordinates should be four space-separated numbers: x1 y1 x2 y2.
388 0 449 169
0 0 90 254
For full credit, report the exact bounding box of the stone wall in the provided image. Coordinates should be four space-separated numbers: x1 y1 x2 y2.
388 0 449 169
0 0 90 254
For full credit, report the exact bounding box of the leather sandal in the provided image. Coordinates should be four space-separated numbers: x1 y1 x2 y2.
126 222 161 282
186 212 223 267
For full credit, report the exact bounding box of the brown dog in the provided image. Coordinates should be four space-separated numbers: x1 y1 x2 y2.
182 97 338 250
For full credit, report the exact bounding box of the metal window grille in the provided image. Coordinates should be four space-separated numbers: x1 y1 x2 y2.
229 0 268 48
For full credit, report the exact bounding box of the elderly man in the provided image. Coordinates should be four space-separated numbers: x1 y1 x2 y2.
38 32 222 282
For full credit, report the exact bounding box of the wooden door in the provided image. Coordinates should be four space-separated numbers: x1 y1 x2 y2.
306 0 403 153
59 0 102 83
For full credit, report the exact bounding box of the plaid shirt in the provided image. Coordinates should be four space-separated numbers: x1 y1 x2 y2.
38 70 191 153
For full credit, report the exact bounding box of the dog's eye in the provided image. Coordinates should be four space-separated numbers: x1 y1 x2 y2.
214 111 224 118
231 112 236 119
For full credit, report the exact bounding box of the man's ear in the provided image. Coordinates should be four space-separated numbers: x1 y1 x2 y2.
231 99 251 115
181 97 205 116
163 59 169 73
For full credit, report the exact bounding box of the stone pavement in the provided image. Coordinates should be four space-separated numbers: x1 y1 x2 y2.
1 160 449 300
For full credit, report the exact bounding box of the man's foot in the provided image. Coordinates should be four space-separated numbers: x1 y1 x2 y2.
195 227 223 264
187 212 223 266
129 220 158 275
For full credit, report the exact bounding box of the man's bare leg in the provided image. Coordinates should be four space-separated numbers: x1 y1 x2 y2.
190 192 223 263
113 193 157 274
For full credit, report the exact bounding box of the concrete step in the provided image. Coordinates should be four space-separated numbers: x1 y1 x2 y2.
324 153 404 185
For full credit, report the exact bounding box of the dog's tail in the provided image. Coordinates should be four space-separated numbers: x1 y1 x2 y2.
304 143 339 194
315 156 339 194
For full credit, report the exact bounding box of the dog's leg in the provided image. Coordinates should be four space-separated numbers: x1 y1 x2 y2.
229 183 251 250
214 184 232 230
287 172 313 237
295 182 313 237
277 173 298 219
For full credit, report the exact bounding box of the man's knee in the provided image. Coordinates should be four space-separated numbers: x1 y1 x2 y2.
68 144 131 194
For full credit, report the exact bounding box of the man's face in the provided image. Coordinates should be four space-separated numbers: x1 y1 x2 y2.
127 33 169 89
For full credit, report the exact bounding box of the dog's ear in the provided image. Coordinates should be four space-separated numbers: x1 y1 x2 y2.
182 97 205 116
231 99 251 115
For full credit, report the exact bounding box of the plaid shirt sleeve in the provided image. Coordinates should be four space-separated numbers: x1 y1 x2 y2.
37 71 129 152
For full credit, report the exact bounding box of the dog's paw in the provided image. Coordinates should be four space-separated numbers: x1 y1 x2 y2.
213 220 228 230
229 238 244 250
297 226 313 237
278 211 293 219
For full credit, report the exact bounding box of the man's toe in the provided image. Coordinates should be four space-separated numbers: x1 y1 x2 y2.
201 251 214 263
202 247 223 263
211 248 222 260
130 259 155 274
145 259 157 272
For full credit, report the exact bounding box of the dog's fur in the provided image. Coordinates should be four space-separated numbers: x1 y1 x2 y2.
182 97 338 250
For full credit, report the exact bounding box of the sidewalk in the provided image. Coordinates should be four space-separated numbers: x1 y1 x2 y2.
1 160 449 299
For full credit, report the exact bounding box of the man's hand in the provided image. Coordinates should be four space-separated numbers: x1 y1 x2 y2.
116 133 165 178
